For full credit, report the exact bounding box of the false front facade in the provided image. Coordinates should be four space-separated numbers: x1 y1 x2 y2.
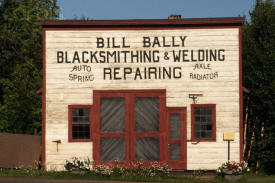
41 17 244 170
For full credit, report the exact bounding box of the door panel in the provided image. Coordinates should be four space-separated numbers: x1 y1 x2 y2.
100 137 125 162
100 98 125 132
170 143 181 160
169 113 181 140
135 137 160 161
134 97 159 132
167 108 187 169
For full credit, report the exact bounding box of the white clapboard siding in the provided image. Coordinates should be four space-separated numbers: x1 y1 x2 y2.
45 28 240 171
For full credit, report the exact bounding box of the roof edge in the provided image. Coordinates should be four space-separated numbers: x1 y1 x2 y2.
40 17 245 28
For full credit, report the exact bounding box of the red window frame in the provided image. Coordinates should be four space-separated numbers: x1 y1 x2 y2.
191 104 216 142
68 105 93 142
92 90 166 166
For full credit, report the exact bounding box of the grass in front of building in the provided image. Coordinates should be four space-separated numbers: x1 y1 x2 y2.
0 168 275 183
237 174 275 183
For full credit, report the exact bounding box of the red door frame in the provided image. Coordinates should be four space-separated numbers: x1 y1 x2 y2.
93 90 186 169
166 107 187 170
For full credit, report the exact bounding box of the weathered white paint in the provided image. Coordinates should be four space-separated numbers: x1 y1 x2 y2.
45 28 240 170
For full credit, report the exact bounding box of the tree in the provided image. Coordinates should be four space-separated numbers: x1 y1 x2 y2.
243 0 275 173
0 0 59 134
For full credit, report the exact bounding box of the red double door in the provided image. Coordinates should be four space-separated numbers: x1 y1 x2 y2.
92 90 186 170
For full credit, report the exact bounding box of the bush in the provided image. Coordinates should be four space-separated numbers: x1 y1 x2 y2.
93 164 113 177
64 157 91 171
64 157 171 179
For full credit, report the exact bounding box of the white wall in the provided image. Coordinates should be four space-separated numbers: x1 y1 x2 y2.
45 28 240 170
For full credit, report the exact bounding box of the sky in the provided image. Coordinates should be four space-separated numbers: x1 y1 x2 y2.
57 0 256 21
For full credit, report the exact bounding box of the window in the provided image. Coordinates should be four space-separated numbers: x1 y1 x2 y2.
191 104 216 141
68 105 92 142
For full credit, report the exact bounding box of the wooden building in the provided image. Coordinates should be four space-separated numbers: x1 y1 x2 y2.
41 17 244 170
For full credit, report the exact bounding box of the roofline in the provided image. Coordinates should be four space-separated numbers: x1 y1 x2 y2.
40 17 245 28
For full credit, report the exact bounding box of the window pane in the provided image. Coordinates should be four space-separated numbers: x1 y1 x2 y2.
195 116 200 122
195 124 200 131
72 131 78 139
72 109 90 123
100 137 125 162
100 98 125 132
194 107 213 139
135 137 159 161
170 144 181 160
195 132 201 138
79 109 84 116
73 117 78 122
72 124 90 139
195 108 200 115
71 108 90 140
83 109 89 116
206 116 212 122
135 98 159 132
170 114 181 140
206 131 212 138
72 109 78 116
201 125 207 130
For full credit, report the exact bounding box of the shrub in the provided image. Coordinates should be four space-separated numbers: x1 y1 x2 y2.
64 158 171 179
64 157 91 171
93 164 113 177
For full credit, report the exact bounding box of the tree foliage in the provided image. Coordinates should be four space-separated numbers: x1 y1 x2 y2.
0 0 59 134
243 0 275 173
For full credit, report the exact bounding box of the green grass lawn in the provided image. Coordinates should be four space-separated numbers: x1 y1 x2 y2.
0 168 274 183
